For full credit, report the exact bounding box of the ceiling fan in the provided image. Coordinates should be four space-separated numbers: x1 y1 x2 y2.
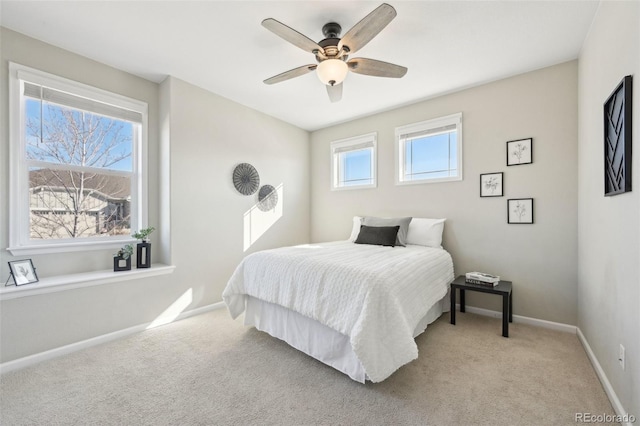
262 3 408 103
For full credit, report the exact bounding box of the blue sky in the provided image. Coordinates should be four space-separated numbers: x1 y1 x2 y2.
25 99 133 172
405 133 457 178
343 149 372 185
342 132 457 184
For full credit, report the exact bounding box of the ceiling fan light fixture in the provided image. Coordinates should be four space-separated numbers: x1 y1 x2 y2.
316 59 348 86
262 3 405 101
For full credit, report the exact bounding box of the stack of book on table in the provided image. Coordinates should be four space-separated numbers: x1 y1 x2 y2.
465 272 500 287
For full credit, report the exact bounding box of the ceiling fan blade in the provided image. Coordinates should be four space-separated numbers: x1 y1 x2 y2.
262 18 325 55
338 3 396 53
347 58 407 78
264 64 317 85
326 83 343 103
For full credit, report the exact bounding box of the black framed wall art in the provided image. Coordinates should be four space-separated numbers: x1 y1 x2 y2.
480 172 503 197
506 138 532 166
507 198 534 224
604 75 633 196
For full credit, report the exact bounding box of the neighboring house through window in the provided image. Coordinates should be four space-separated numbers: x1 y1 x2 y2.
395 113 463 184
330 132 377 190
8 63 148 255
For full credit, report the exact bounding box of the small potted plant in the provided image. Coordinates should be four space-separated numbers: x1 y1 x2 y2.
132 226 155 268
132 226 155 242
114 244 134 272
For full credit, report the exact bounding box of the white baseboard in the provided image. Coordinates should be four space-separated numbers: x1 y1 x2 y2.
0 301 225 374
456 304 577 334
577 328 633 426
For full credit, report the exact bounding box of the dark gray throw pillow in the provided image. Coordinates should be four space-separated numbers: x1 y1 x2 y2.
362 216 412 246
354 225 400 247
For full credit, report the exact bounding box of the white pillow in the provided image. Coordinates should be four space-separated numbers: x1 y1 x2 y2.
406 218 446 248
349 216 363 241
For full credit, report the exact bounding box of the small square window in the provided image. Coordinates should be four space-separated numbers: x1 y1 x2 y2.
331 133 377 190
396 113 463 184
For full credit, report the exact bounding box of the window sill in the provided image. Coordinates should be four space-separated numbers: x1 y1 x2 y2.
331 183 377 191
7 238 137 256
0 263 175 301
395 175 463 186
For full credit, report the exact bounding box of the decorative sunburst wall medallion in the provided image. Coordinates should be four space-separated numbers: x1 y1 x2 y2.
258 184 278 211
233 163 260 195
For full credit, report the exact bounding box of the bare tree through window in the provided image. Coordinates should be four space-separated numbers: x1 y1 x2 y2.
26 102 133 239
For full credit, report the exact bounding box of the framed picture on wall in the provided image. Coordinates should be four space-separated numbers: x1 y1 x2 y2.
506 138 533 166
604 75 633 196
7 259 39 286
480 172 503 197
507 198 534 224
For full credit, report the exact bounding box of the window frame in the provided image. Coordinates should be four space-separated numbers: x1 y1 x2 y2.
8 62 149 255
330 132 377 191
395 113 463 185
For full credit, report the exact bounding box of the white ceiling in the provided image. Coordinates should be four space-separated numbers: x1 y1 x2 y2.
0 1 599 131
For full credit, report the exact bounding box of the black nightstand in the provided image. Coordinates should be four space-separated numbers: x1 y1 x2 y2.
450 275 513 337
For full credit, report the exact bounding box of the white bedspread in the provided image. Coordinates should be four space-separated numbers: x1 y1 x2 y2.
223 241 454 382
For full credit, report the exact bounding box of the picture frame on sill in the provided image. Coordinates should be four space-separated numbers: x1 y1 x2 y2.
506 138 533 166
604 75 633 196
7 259 39 286
480 172 503 197
507 198 534 224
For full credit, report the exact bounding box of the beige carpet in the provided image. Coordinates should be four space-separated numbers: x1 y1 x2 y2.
0 308 614 425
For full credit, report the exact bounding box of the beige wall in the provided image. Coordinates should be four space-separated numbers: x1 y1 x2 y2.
310 61 579 325
577 1 639 418
0 29 310 362
164 75 310 306
0 27 162 274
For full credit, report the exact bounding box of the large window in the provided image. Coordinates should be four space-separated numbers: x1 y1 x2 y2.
395 113 463 184
8 63 148 255
330 133 377 190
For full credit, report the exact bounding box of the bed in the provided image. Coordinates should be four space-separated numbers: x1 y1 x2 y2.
223 217 455 383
